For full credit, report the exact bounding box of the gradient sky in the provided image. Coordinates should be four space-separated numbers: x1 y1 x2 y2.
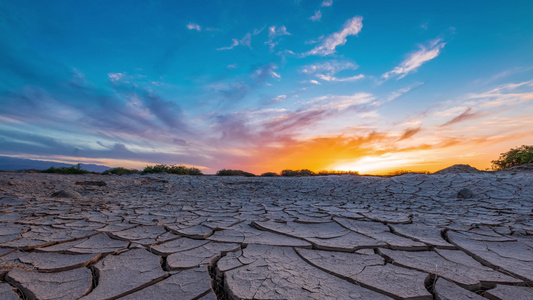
1 0 532 174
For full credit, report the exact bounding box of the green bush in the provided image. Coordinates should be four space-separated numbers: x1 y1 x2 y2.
260 172 279 177
42 163 89 174
102 167 140 175
216 169 255 177
142 164 203 175
281 169 316 177
492 145 533 170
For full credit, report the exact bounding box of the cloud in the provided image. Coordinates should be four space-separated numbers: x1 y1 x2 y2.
108 72 125 82
272 95 287 102
438 108 481 127
309 10 322 22
305 16 363 56
217 33 252 50
316 74 364 82
398 127 422 141
265 26 290 50
321 0 333 7
309 80 321 85
227 64 238 69
301 60 358 74
382 38 446 79
186 23 201 31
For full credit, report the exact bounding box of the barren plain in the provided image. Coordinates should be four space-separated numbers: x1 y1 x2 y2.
0 165 532 299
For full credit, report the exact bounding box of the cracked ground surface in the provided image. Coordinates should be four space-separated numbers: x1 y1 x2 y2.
0 168 532 299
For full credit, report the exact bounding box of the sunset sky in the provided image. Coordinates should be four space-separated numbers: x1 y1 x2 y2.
1 0 532 174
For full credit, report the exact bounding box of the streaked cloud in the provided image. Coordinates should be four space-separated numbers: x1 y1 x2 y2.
305 16 363 56
186 22 201 31
382 38 446 79
439 107 480 127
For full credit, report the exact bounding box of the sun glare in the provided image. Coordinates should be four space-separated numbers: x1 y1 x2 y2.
331 155 418 174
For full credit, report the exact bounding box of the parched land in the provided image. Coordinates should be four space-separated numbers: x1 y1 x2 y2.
0 168 532 299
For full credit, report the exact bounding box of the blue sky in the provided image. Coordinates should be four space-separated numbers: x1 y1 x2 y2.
1 0 532 173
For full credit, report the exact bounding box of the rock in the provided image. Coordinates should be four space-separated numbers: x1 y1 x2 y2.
222 244 392 299
0 283 20 300
484 284 533 300
120 266 212 299
297 248 432 299
434 278 485 300
448 231 533 283
50 190 81 198
74 181 106 186
166 242 239 269
18 252 101 272
458 188 474 199
81 249 167 299
6 267 92 300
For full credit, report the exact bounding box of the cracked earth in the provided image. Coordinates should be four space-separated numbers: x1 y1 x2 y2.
0 166 532 299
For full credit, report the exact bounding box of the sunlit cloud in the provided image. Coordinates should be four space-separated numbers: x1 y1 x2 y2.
382 38 446 79
305 16 363 56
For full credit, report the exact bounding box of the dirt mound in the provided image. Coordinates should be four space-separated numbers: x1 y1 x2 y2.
433 164 482 175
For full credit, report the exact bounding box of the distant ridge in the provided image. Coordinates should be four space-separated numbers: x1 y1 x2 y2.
433 164 482 175
0 156 110 173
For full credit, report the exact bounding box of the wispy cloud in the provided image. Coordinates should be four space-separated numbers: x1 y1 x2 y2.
382 38 446 79
316 73 364 82
439 107 480 127
321 0 333 7
309 10 322 22
217 33 252 50
186 22 201 31
265 25 290 50
305 16 363 56
301 60 358 74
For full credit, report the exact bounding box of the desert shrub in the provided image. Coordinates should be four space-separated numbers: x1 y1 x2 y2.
42 163 89 174
386 169 431 176
143 164 203 175
216 169 255 177
102 167 140 175
260 172 279 177
317 170 359 176
281 169 316 177
492 145 533 170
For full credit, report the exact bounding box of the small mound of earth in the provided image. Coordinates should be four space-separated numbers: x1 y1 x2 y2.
433 164 482 175
497 163 533 172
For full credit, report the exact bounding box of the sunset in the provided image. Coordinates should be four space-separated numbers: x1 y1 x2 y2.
1 1 532 174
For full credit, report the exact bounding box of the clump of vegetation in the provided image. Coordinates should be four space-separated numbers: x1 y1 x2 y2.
386 169 431 176
260 172 279 177
102 167 140 175
216 169 256 177
42 163 89 174
491 145 533 170
281 169 316 177
143 164 203 175
317 170 359 176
